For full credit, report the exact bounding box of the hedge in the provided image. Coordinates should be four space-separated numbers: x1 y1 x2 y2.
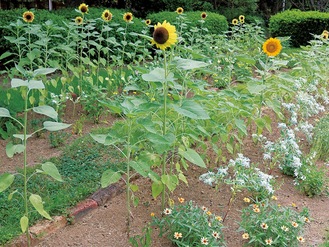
269 10 329 47
147 11 228 36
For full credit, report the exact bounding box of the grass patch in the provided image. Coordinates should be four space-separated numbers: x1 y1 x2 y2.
0 128 123 245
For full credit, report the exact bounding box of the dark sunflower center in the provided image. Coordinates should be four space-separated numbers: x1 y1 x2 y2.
105 12 109 17
81 7 87 13
26 15 32 20
126 15 131 20
202 14 206 18
267 43 276 52
153 27 169 44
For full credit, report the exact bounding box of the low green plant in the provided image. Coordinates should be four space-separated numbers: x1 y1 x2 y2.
238 198 310 246
151 199 226 247
311 114 329 161
49 131 69 148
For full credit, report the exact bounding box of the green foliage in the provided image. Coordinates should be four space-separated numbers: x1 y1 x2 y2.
239 199 309 246
269 10 329 47
147 11 228 35
218 0 259 20
151 200 226 246
311 114 329 160
49 131 69 148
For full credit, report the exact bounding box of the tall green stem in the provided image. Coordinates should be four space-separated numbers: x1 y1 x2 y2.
161 52 168 210
23 89 30 246
126 119 132 233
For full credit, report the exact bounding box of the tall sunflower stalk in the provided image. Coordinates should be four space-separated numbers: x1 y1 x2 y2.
150 20 178 210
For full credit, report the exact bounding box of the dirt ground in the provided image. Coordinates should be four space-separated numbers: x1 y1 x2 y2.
1 102 329 247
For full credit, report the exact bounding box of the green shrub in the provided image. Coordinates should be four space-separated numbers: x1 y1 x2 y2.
269 10 329 47
147 11 228 35
311 114 329 161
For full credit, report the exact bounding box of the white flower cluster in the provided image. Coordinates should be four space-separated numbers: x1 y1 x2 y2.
282 102 298 125
295 121 314 142
296 91 325 118
255 168 274 194
228 153 250 168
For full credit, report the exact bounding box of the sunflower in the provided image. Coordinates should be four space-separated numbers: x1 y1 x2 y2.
262 37 282 57
239 15 245 23
75 16 83 25
151 20 178 50
176 7 184 14
123 12 133 22
201 12 207 19
232 18 239 25
322 30 328 39
23 11 34 23
102 9 112 22
145 19 151 25
78 3 88 14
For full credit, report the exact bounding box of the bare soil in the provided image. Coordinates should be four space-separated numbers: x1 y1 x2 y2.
1 102 329 247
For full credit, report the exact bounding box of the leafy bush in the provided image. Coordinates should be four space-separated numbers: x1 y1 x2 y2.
147 11 228 35
239 199 310 246
311 114 329 160
269 10 329 47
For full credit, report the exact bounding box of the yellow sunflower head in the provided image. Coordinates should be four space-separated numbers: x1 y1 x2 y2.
262 37 282 57
102 9 112 22
201 12 207 19
239 15 245 23
78 3 89 14
123 12 133 22
176 7 184 14
232 18 239 25
322 30 329 39
151 20 178 50
75 16 83 25
23 11 34 23
145 19 151 26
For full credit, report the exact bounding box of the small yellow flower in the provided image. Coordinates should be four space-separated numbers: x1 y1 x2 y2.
243 197 250 203
242 233 249 239
206 211 212 216
232 18 239 25
292 221 299 228
23 11 34 23
102 9 112 22
145 19 151 25
253 207 260 213
271 195 278 200
178 197 185 203
297 236 305 242
215 216 222 221
261 222 268 229
78 3 88 14
304 217 310 223
265 238 273 245
239 15 245 23
281 225 289 232
291 202 296 207
174 232 182 239
176 7 184 14
123 12 133 22
201 12 207 19
75 16 83 25
262 37 282 57
150 212 155 217
201 237 209 245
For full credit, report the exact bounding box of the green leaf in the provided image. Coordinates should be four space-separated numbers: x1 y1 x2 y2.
0 173 15 192
0 108 11 117
6 142 25 158
43 121 71 131
142 68 175 82
13 134 32 141
234 118 247 136
20 216 29 233
179 148 206 168
247 81 266 94
173 100 210 120
101 170 122 188
11 78 28 88
173 57 209 70
130 184 139 192
161 174 178 192
33 105 58 121
29 194 52 220
146 133 172 154
0 51 12 60
8 190 18 201
28 80 45 90
151 181 163 199
33 68 56 77
178 172 188 185
90 134 107 144
41 162 63 182
129 161 151 177
236 55 256 65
